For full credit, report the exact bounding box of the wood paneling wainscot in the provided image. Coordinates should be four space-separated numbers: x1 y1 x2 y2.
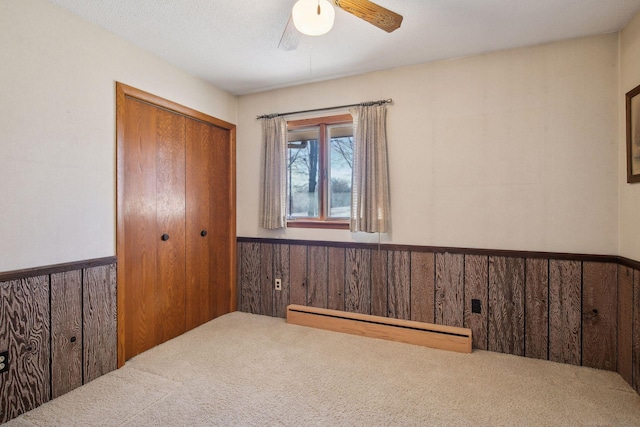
633 269 640 394
307 246 328 309
582 262 617 371
488 257 525 356
387 251 411 320
273 244 291 318
525 258 549 360
617 265 633 384
0 276 50 424
236 243 242 314
327 247 346 312
464 255 489 350
290 245 308 306
0 258 116 424
549 260 582 366
237 238 640 398
50 271 82 398
83 264 117 383
260 243 274 316
411 252 435 323
371 249 388 318
435 253 464 328
240 242 261 314
345 248 371 315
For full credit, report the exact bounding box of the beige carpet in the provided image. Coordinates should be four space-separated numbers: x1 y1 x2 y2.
6 311 640 426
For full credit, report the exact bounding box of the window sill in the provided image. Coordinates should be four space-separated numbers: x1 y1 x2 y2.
287 220 350 230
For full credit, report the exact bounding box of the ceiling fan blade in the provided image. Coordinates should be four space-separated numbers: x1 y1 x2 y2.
335 0 403 33
278 15 300 51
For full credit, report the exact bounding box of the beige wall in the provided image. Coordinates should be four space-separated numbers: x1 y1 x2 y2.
237 34 619 255
0 0 237 271
620 11 640 261
1 0 629 271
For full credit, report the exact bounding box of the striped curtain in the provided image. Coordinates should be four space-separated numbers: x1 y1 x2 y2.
350 104 391 233
259 116 288 229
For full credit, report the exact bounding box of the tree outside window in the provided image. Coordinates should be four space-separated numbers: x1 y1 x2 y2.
287 114 353 229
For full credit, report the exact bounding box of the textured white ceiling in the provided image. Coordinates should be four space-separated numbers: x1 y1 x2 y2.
46 0 640 95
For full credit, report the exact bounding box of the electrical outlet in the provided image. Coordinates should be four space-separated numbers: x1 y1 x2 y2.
0 351 8 374
274 278 282 291
471 299 481 314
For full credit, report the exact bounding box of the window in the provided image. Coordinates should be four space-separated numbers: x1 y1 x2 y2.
287 114 353 229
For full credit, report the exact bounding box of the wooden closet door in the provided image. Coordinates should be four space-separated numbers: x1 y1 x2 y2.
123 98 158 360
208 123 234 319
155 109 186 343
117 82 236 366
185 118 214 329
122 98 186 360
185 118 233 328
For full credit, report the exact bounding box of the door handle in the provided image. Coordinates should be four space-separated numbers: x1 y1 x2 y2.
161 233 170 241
200 230 207 237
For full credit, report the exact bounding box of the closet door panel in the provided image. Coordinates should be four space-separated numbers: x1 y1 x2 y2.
185 118 214 329
186 119 233 322
209 125 234 318
118 83 236 365
155 109 187 343
123 98 158 360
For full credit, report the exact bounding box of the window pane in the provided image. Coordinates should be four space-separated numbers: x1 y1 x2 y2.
328 125 353 218
287 128 320 218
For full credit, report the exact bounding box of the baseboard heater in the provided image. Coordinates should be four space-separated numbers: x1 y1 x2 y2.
286 304 472 354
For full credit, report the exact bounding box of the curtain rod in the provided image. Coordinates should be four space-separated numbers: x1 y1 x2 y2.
256 98 392 120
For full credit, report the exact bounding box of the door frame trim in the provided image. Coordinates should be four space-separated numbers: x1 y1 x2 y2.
116 82 237 367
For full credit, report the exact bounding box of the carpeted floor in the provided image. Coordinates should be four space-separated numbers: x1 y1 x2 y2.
6 311 640 426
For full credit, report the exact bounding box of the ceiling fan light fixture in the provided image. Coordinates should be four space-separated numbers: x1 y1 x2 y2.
292 0 335 36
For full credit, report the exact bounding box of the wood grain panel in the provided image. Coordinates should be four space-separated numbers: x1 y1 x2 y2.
410 252 434 323
388 251 410 320
549 260 582 366
634 270 640 393
371 249 388 317
155 108 186 344
290 245 308 306
435 253 463 327
83 265 117 383
273 244 290 318
464 255 488 350
345 248 371 314
582 262 617 371
307 246 328 308
185 117 214 328
240 242 261 314
525 258 549 360
618 265 633 385
123 97 158 360
260 243 274 316
0 276 50 424
193 120 235 319
328 247 346 311
488 257 525 356
50 271 82 398
236 242 242 312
